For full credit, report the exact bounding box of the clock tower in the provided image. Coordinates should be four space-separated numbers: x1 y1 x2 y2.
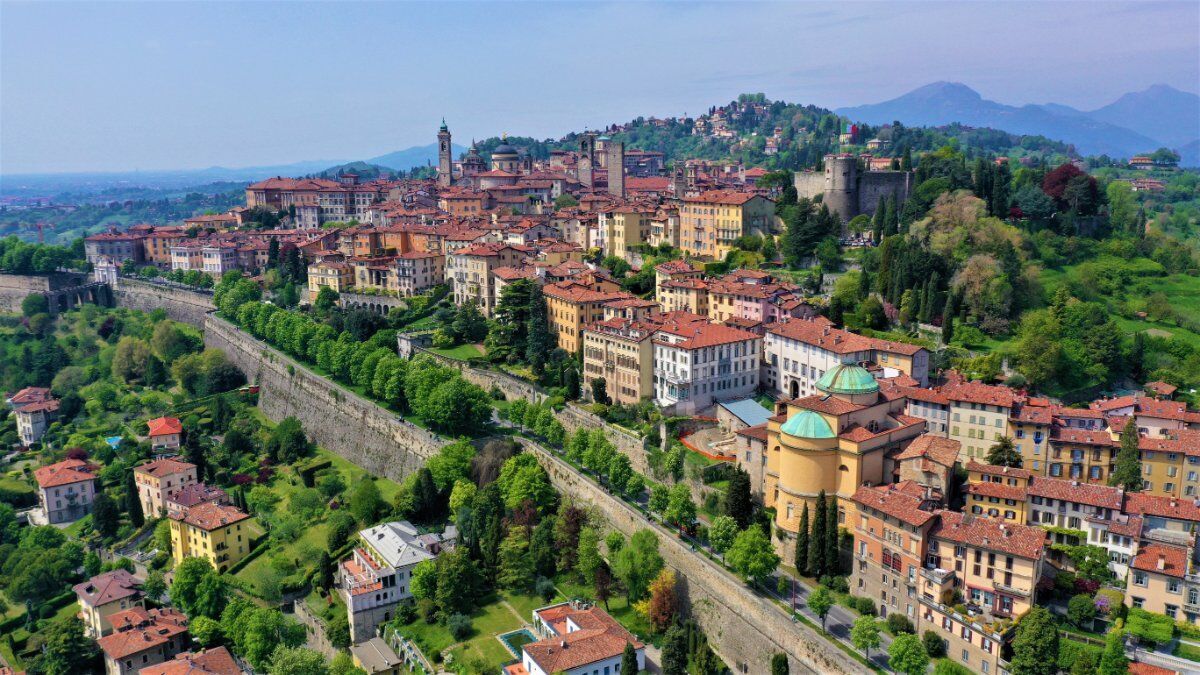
437 119 452 187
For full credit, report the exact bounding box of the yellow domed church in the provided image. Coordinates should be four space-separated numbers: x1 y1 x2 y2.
765 362 926 545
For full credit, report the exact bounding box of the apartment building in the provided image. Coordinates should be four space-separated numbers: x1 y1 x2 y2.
73 569 144 638
581 316 660 405
653 260 703 306
852 484 1046 674
679 190 774 260
762 316 929 401
14 397 59 446
705 270 817 325
597 205 654 261
446 243 528 315
134 458 198 518
543 280 634 354
340 521 456 643
943 380 1018 462
84 231 146 266
511 602 645 675
1126 543 1194 623
652 318 761 415
167 502 253 573
393 251 445 296
308 259 356 296
766 363 926 542
34 458 97 524
97 607 189 675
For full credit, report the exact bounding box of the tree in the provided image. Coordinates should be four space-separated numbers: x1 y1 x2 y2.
808 586 833 630
498 525 535 592
708 515 739 556
725 467 753 529
525 285 552 375
824 494 839 575
266 417 311 464
887 634 930 675
621 642 640 675
726 526 780 584
661 624 688 675
922 630 947 658
594 561 615 610
409 560 438 601
1110 418 1143 492
92 491 119 539
851 615 881 659
575 526 603 585
350 479 383 524
314 286 339 315
1068 593 1097 628
808 492 827 577
987 437 1023 468
191 615 223 647
28 616 99 675
1071 650 1098 675
771 653 789 675
112 336 152 382
435 549 479 618
794 503 810 575
591 377 611 405
1098 623 1129 675
1010 607 1059 675
530 517 557 579
648 483 670 514
142 570 167 601
665 483 696 528
612 529 663 602
171 557 223 618
268 646 328 675
426 439 476 492
643 568 678 633
608 453 634 495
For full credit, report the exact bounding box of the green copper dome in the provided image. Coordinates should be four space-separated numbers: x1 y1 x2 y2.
816 363 879 395
780 410 836 439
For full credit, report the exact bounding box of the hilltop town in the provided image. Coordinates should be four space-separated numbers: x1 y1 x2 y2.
0 101 1199 675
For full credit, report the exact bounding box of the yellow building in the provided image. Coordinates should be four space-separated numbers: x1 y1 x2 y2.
543 280 633 354
308 260 355 297
942 380 1018 462
964 461 1032 523
766 363 925 544
168 502 253 573
581 317 659 405
601 206 655 261
679 191 774 260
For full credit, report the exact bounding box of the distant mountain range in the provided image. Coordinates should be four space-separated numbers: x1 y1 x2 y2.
368 142 467 172
836 82 1200 164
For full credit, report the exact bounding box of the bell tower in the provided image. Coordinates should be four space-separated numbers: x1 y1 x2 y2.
437 119 452 187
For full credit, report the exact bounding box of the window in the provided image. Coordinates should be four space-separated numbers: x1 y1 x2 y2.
1134 572 1148 587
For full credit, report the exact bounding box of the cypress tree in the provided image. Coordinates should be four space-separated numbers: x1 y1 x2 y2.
808 491 827 577
124 469 144 527
856 270 870 301
824 495 840 576
725 468 753 529
794 503 809 576
1110 418 1144 492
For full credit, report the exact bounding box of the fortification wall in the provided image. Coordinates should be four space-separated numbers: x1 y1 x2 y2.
792 171 825 201
114 278 215 325
527 442 862 675
203 315 441 482
857 171 914 215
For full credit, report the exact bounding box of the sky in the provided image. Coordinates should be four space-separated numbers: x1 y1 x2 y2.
2 1 1198 174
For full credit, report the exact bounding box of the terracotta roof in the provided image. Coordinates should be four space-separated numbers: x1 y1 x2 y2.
1123 493 1200 523
1106 515 1143 539
683 190 767 206
653 319 760 350
7 386 52 406
168 502 250 531
16 399 59 414
166 483 229 510
767 317 924 356
896 435 961 467
147 417 183 437
736 423 769 442
525 604 641 674
97 607 189 660
34 459 96 488
966 461 1033 480
968 481 1027 502
655 260 701 275
852 483 938 527
492 266 539 281
1130 543 1188 579
1144 381 1178 397
73 569 140 607
933 512 1045 559
1026 476 1122 510
138 647 240 675
1128 661 1181 675
940 381 1018 408
134 458 195 478
788 394 863 416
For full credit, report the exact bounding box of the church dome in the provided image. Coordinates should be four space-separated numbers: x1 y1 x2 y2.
816 363 879 396
492 142 517 156
780 410 836 439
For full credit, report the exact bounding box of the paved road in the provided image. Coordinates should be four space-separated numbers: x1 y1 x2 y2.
774 575 893 671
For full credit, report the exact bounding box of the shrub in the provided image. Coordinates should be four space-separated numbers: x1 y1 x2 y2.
922 630 946 657
820 575 850 594
535 577 556 602
1055 638 1102 672
395 601 416 625
417 598 437 624
854 597 877 616
446 613 471 640
886 614 915 635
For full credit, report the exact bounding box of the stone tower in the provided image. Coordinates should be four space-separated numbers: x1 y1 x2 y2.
578 134 597 190
437 120 452 188
606 141 625 198
823 153 858 222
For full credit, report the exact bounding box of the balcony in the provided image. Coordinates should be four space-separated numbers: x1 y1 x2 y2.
920 567 954 585
992 581 1031 599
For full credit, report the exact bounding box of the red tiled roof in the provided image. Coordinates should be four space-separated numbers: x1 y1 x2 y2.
788 394 863 416
1130 543 1188 579
1128 661 1181 675
1123 493 1200 523
135 458 195 478
138 647 241 675
895 435 961 467
525 604 641 674
655 260 701 275
940 381 1018 408
7 386 52 406
933 512 1045 559
97 607 189 660
966 461 1033 480
968 481 1027 502
683 190 767 206
168 502 250 531
736 424 769 442
653 319 760 350
852 483 938 527
767 317 924 356
34 459 96 488
73 569 140 607
543 281 631 305
1026 476 1122 510
147 417 183 437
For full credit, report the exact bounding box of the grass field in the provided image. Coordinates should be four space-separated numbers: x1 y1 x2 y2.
429 343 485 361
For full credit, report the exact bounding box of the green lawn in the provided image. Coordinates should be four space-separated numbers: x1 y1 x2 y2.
501 589 563 620
445 597 526 669
234 519 325 597
313 448 404 503
1174 641 1200 663
430 343 485 361
553 575 653 642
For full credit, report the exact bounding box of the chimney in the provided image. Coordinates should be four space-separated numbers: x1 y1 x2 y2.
1157 555 1166 571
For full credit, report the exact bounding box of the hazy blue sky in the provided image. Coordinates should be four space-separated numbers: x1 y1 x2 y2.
3 1 1197 174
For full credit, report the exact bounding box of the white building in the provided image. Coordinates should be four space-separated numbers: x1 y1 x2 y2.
340 521 456 643
34 459 98 525
652 318 761 415
762 317 929 400
15 398 59 446
508 601 645 675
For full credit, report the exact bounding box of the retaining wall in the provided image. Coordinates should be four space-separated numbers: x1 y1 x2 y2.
526 441 862 675
203 314 442 482
114 277 215 325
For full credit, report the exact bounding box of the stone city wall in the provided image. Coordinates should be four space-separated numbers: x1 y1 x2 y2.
114 277 215 325
203 314 442 482
526 442 863 675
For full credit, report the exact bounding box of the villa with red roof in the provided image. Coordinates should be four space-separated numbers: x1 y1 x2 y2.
34 458 98 524
137 647 240 675
146 416 183 452
651 316 761 414
134 458 198 518
73 569 144 638
97 607 189 675
504 601 644 675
